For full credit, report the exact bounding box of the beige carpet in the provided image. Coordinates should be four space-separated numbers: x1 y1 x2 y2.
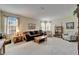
5 37 78 55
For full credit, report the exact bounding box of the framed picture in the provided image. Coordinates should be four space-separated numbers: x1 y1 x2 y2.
66 22 74 29
28 23 36 29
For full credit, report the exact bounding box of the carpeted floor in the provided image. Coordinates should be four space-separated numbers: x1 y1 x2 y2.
5 37 78 55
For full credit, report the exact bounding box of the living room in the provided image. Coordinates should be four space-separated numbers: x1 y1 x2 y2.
0 4 78 55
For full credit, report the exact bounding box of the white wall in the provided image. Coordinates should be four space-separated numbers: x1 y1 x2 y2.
62 15 78 34
19 17 40 32
0 11 40 33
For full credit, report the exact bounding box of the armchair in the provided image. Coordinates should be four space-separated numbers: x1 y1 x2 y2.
63 31 77 42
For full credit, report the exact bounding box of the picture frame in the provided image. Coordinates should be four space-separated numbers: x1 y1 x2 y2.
66 22 74 29
28 23 36 29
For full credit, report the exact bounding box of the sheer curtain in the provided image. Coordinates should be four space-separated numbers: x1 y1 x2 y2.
40 21 52 37
46 22 51 31
40 21 51 32
41 22 46 31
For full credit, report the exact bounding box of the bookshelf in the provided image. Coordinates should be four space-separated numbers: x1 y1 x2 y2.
54 26 63 38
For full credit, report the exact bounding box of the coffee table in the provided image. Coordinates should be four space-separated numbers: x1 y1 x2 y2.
34 35 47 44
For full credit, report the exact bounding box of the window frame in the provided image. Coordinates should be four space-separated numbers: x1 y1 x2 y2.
4 16 18 35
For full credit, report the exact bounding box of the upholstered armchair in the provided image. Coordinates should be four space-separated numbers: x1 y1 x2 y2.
63 31 77 42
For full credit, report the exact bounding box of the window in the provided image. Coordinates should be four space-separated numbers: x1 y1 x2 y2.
46 22 51 31
40 21 51 31
4 16 18 34
41 22 45 31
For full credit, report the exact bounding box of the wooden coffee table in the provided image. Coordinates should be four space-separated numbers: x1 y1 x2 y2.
34 35 47 44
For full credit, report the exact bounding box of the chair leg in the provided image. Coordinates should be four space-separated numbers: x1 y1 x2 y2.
0 49 1 55
0 44 5 55
3 44 5 54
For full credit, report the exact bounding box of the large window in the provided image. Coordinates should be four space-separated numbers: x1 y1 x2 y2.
41 22 46 31
4 16 18 34
40 21 51 31
46 22 51 31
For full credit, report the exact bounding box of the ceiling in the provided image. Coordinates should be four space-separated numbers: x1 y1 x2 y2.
0 4 77 20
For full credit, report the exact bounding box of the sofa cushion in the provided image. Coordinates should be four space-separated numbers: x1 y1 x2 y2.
30 31 35 35
34 31 38 34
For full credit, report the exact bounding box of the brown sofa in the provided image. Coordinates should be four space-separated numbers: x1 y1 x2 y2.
23 30 47 41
